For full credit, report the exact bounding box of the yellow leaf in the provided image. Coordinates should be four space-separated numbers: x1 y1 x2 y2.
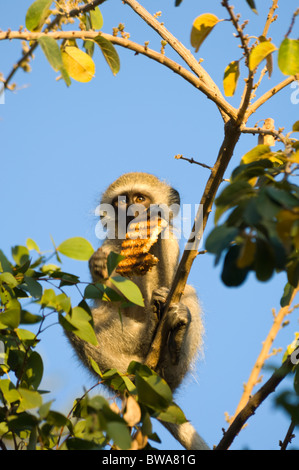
276 209 299 244
249 41 277 71
282 332 299 363
190 14 220 53
288 150 299 164
223 61 240 97
237 237 256 269
62 46 95 83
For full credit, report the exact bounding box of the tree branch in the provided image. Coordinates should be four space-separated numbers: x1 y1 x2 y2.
279 420 296 450
145 120 241 370
229 287 299 424
246 75 299 119
262 0 279 38
1 0 106 91
122 0 231 122
240 125 287 144
215 354 295 450
0 29 238 120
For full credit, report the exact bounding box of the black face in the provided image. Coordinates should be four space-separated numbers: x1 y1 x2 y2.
112 192 152 211
112 191 152 233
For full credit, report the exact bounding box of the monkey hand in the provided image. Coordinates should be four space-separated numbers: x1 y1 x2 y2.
89 247 109 282
152 287 191 366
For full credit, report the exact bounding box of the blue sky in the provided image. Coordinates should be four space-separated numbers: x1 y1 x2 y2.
1 0 299 450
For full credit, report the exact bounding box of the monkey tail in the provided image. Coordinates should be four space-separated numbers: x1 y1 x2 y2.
160 420 210 450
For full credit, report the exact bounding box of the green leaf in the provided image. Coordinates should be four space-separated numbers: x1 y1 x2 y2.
293 121 299 133
66 437 102 450
93 35 120 76
241 145 272 164
280 282 295 308
89 357 103 377
205 226 239 258
0 379 20 405
16 328 38 347
90 7 103 30
110 276 144 307
0 272 18 288
278 39 299 76
84 283 105 300
265 186 299 209
0 299 21 329
26 238 40 253
23 276 43 299
245 0 257 14
254 239 275 282
155 402 186 425
25 0 52 32
65 307 98 345
215 181 254 206
11 245 30 266
17 388 43 412
46 410 70 427
135 372 172 411
190 14 221 53
249 41 277 71
105 420 132 450
38 36 71 86
23 351 44 390
107 252 124 276
223 60 240 97
57 237 94 261
0 250 13 273
20 310 43 325
38 36 63 71
221 245 250 287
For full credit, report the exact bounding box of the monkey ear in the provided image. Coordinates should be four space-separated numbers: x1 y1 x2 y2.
169 188 180 207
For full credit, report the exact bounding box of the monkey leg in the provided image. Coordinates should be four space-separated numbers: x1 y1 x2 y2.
151 287 191 366
166 304 191 366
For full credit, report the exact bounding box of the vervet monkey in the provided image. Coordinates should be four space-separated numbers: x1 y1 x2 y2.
67 172 208 450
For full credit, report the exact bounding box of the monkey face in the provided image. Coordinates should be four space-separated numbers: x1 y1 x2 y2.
112 191 152 231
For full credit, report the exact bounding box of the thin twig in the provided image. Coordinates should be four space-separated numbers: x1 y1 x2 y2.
229 286 299 424
240 125 286 144
279 420 296 450
174 154 212 170
0 29 238 121
262 0 279 38
123 0 231 122
246 75 299 119
215 354 295 450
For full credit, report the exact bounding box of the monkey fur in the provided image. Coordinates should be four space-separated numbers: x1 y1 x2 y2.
66 172 208 450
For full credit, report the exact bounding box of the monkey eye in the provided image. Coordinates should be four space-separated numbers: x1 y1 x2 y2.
113 195 127 207
135 194 146 204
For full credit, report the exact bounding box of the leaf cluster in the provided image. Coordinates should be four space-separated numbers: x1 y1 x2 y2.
206 124 299 305
25 0 120 85
0 236 180 449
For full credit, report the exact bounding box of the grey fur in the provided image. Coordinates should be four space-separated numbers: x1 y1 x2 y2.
66 172 208 450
